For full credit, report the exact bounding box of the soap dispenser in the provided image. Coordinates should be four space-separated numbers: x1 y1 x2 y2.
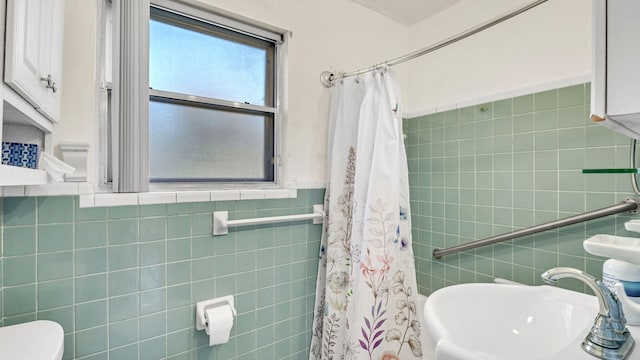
603 258 640 325
583 220 640 326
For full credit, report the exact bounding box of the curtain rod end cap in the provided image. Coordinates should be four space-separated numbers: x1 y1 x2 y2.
320 71 335 88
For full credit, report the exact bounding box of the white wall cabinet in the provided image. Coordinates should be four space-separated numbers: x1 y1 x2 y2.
591 0 640 139
0 0 62 186
4 0 65 124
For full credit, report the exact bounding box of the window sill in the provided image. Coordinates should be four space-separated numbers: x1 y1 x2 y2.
1 183 298 208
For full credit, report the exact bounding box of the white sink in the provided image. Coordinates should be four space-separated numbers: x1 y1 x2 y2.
0 320 64 360
424 283 640 360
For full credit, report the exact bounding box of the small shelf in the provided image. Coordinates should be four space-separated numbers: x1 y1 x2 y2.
582 168 640 174
584 234 640 265
0 164 47 186
3 84 53 133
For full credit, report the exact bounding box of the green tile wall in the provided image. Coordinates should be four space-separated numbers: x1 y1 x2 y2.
405 83 640 296
0 189 324 360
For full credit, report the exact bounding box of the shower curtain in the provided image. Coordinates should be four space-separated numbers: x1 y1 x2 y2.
310 68 422 360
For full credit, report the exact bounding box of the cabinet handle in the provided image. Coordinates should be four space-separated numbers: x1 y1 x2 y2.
40 74 58 93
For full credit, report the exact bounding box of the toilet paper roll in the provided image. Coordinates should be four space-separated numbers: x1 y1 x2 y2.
204 305 234 346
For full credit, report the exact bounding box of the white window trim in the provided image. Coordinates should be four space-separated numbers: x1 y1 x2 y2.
0 183 305 207
101 0 289 194
96 0 111 190
152 0 284 43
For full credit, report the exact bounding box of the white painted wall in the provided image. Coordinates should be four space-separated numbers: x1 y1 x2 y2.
406 0 591 114
56 0 98 182
53 0 411 187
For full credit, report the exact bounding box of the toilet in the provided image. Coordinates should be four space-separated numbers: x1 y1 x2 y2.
0 320 64 360
418 294 436 359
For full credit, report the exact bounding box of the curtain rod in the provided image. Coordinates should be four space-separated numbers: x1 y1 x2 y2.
320 0 549 87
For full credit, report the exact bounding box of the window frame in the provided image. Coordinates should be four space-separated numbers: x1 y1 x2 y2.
99 0 288 192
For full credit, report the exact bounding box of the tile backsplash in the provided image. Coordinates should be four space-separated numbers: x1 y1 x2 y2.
405 83 640 296
0 189 324 360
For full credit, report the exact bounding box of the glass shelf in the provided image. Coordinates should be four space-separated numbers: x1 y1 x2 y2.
582 168 640 174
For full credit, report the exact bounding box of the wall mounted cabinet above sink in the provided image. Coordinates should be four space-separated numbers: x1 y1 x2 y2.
591 0 640 139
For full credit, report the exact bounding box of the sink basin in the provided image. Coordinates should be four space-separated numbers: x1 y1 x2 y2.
424 283 640 360
0 320 64 360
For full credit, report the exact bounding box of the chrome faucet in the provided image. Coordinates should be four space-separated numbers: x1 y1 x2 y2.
541 267 635 360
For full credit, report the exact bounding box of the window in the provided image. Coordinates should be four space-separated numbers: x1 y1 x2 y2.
149 6 277 183
101 0 285 190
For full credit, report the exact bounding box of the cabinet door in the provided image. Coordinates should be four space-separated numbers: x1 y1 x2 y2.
606 0 640 118
36 0 64 122
4 0 63 123
591 0 640 139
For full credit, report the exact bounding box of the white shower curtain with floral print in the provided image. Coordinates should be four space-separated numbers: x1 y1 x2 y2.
310 68 422 360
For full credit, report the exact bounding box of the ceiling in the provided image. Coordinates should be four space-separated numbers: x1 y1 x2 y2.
349 0 464 26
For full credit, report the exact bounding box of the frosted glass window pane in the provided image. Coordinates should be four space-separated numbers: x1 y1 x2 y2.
149 101 273 182
150 10 272 106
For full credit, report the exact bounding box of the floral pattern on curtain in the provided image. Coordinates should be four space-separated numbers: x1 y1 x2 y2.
310 69 422 360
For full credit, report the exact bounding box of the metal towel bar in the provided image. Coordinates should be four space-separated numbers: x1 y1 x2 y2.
213 204 324 236
432 199 640 259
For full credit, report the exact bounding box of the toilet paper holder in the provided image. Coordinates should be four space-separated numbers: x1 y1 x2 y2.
195 295 237 331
